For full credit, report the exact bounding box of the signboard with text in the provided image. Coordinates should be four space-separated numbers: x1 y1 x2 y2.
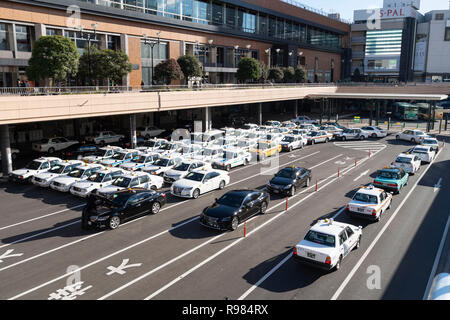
354 6 417 21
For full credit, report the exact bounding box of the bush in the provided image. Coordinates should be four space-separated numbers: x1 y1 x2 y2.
268 67 284 83
154 58 184 84
177 55 202 81
237 57 261 83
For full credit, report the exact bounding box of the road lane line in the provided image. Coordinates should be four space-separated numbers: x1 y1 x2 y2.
331 145 444 300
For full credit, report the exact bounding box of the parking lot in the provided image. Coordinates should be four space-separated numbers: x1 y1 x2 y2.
0 126 448 300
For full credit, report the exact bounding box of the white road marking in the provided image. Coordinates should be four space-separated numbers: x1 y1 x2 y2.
106 259 142 276
433 177 442 193
0 249 23 263
353 170 370 182
423 213 450 300
331 144 444 300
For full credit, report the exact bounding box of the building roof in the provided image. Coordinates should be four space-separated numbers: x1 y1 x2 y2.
307 93 448 101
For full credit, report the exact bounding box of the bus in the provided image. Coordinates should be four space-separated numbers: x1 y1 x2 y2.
393 102 419 121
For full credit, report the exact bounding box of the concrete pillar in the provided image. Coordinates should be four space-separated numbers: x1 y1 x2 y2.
294 100 298 118
259 103 263 125
427 103 432 132
130 114 137 148
34 23 46 40
120 34 130 87
320 99 324 125
327 99 331 121
432 102 436 130
204 107 212 131
376 101 380 126
1 125 13 177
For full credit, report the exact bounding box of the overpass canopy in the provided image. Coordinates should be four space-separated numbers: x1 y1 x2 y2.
306 93 448 101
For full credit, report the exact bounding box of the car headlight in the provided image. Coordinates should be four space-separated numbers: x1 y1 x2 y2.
220 216 232 221
283 184 292 189
183 187 193 191
96 216 110 221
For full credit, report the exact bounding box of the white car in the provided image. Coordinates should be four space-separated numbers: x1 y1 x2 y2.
85 131 125 145
171 168 230 199
82 146 122 164
191 147 224 162
307 131 332 144
155 142 183 156
211 148 252 171
396 129 426 144
299 124 318 132
290 129 309 137
142 156 183 176
0 148 20 160
50 163 103 192
346 185 393 222
93 171 163 198
319 125 343 135
242 123 259 131
163 160 211 184
136 139 168 153
173 144 203 159
390 153 421 174
263 133 284 144
32 137 79 154
264 120 281 127
361 126 388 138
9 157 61 183
293 219 362 271
236 139 258 152
100 149 140 167
119 153 160 171
281 121 297 129
31 160 83 187
292 116 319 125
334 128 369 141
408 145 436 163
422 137 440 152
280 135 306 152
70 167 124 198
213 136 238 149
136 126 165 139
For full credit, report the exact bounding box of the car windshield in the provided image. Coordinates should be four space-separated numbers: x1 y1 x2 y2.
216 193 247 208
159 144 173 151
423 139 437 145
135 156 148 164
68 168 86 178
413 148 429 153
304 230 335 247
308 132 319 137
154 159 169 167
282 136 294 143
174 163 190 171
343 129 352 134
185 172 204 182
395 157 412 164
112 176 131 187
48 165 65 174
88 172 106 182
203 149 215 156
353 193 378 204
378 171 399 179
275 169 296 179
112 153 126 160
415 131 425 136
92 149 108 157
25 160 43 170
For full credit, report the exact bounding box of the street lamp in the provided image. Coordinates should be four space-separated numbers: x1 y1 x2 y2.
265 48 271 68
207 39 214 67
275 48 281 67
143 31 161 86
77 23 98 86
234 45 239 67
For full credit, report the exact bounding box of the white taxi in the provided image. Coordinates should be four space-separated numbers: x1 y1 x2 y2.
70 167 124 198
93 171 164 198
346 185 393 222
191 147 224 162
31 160 83 187
119 153 160 171
163 160 211 184
395 129 426 144
9 157 61 183
422 137 440 153
280 134 306 152
49 163 103 192
141 156 182 176
293 219 362 271
408 145 436 163
211 148 252 171
171 168 230 199
154 142 183 156
307 130 332 145
100 149 140 167
390 153 421 174
136 139 168 153
82 146 122 164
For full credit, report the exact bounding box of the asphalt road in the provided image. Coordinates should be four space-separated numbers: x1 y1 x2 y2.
0 135 447 300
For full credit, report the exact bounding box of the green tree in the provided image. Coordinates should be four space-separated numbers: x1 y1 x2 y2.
236 57 261 83
268 67 284 83
177 55 202 82
26 35 79 86
282 67 295 83
78 45 103 83
294 66 306 83
154 58 184 84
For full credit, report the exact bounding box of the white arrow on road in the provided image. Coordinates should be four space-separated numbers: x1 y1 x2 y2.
335 160 346 165
106 259 142 276
353 170 370 182
0 249 23 263
434 178 442 193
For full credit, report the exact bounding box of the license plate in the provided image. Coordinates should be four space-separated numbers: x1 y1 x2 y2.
88 221 92 225
273 189 279 193
307 252 315 259
357 208 365 213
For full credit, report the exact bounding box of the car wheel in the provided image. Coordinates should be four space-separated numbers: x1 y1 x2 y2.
305 177 310 187
109 216 120 230
371 133 377 138
311 140 315 145
289 186 295 197
48 147 55 154
360 135 365 140
192 188 200 199
387 200 392 210
396 135 400 140
289 146 293 152
260 202 268 214
230 216 239 231
397 187 401 195
219 180 225 190
151 201 161 214
342 136 346 141
150 185 157 191
325 138 329 143
411 138 416 143
335 256 342 271
355 236 361 249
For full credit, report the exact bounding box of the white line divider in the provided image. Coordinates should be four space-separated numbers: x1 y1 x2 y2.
330 144 445 300
7 151 331 299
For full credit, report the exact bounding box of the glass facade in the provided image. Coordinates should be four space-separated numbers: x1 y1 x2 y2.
0 23 9 50
65 30 99 55
77 0 342 50
141 41 169 85
15 25 32 52
365 29 403 56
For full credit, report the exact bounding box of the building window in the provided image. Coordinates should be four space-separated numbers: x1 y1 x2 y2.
46 28 56 36
141 42 168 60
0 23 9 50
212 2 223 25
16 25 32 52
107 35 121 50
435 13 444 20
445 27 450 41
65 30 99 55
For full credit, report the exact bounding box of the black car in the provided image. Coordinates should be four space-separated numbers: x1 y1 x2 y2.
58 143 99 160
200 190 270 231
81 188 167 230
266 166 312 197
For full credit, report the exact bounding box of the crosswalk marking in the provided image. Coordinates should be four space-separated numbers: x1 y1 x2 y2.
333 141 386 154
